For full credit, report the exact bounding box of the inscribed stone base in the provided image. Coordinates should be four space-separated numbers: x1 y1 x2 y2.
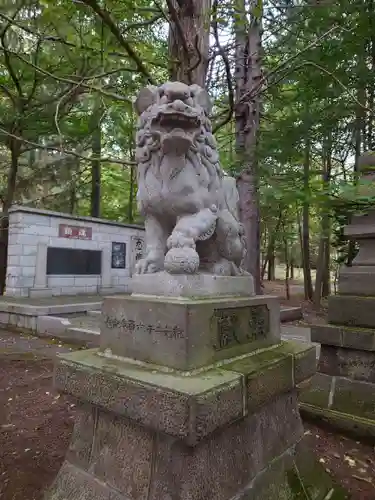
100 294 281 370
45 345 346 499
131 271 255 298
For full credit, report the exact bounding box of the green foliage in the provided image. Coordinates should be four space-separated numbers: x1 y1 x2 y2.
0 0 373 279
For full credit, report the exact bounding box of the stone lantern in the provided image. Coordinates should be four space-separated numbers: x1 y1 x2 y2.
300 152 375 439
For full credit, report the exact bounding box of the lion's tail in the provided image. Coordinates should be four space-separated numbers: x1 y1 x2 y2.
222 175 241 222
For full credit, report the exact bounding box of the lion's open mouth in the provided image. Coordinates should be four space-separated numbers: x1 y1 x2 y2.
155 111 200 130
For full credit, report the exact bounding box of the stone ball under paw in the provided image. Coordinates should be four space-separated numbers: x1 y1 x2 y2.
164 247 199 274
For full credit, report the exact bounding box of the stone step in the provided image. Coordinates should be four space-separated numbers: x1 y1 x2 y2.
69 314 100 332
280 306 303 322
281 325 320 359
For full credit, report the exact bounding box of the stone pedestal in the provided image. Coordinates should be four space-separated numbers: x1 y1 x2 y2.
45 274 346 499
300 152 375 440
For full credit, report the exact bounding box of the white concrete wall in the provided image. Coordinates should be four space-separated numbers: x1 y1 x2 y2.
6 206 145 297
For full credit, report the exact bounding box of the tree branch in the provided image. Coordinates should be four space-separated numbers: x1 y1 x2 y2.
79 0 155 83
0 127 135 166
9 50 132 103
212 0 234 133
1 30 24 99
237 23 348 108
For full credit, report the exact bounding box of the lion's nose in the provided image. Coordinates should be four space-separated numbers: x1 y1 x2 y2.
165 89 190 103
172 99 187 111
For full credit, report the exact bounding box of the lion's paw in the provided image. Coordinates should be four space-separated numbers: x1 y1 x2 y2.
135 258 162 274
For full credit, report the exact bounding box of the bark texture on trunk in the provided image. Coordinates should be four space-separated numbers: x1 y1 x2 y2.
235 0 263 294
0 137 21 294
314 136 332 306
302 136 313 301
90 101 102 218
167 0 211 87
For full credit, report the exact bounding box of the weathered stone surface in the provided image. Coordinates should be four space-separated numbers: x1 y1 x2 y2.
333 376 375 421
298 372 332 409
339 265 375 295
45 461 128 500
299 403 375 442
66 404 96 469
311 324 342 346
47 394 346 500
328 295 375 328
341 326 375 351
192 380 244 441
276 341 317 384
319 345 375 383
54 348 244 444
237 446 296 500
133 82 247 277
224 349 293 413
312 323 375 351
89 411 153 499
100 294 280 370
300 370 375 432
148 392 303 500
132 271 255 298
239 440 347 500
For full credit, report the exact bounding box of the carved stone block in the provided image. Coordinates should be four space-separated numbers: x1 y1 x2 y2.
100 294 281 370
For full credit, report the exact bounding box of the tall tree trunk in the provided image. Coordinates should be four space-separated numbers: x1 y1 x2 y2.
290 260 294 280
90 101 102 218
0 139 21 294
367 0 375 149
69 161 78 214
302 136 313 300
267 252 275 281
261 209 282 281
167 0 211 86
128 165 135 223
236 0 263 294
322 235 331 297
314 135 332 305
283 225 290 300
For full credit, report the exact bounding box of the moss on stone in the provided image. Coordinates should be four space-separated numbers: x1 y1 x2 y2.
300 402 375 442
333 383 375 420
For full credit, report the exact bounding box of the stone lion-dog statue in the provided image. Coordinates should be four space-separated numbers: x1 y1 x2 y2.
134 81 248 276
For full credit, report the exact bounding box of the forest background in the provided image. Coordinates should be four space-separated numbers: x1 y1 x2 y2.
0 0 374 301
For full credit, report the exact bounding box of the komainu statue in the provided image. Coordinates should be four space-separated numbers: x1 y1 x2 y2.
134 81 248 276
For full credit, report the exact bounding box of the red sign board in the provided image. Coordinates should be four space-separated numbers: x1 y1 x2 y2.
58 224 92 240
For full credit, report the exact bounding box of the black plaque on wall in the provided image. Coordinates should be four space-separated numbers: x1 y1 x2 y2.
111 242 126 269
46 247 102 275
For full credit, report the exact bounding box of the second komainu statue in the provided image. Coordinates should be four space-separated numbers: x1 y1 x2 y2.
134 81 248 276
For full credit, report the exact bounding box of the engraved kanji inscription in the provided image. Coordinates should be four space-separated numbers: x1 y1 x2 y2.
248 305 270 341
104 315 184 339
215 309 241 349
213 305 271 350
